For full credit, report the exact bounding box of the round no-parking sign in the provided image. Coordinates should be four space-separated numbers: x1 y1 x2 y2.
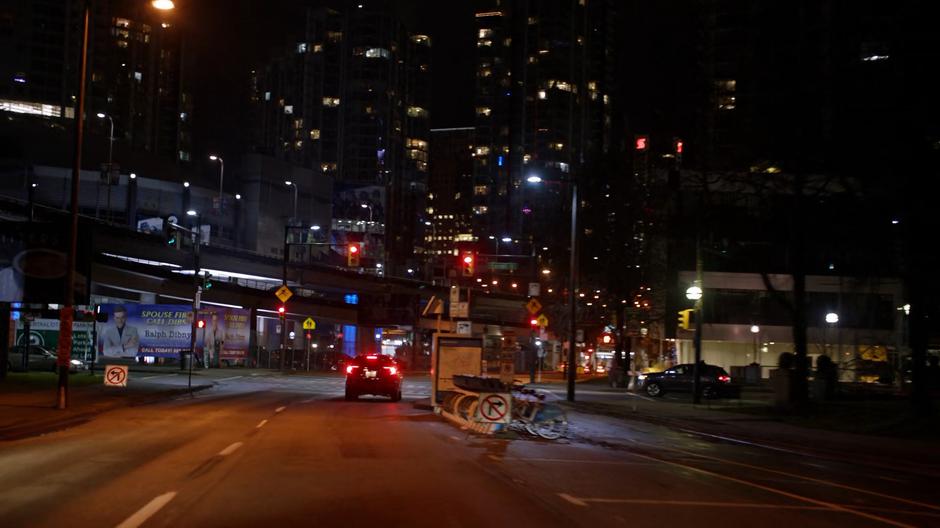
478 393 510 423
104 365 128 387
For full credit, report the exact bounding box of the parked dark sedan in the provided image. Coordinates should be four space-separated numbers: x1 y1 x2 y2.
7 345 87 373
638 362 737 398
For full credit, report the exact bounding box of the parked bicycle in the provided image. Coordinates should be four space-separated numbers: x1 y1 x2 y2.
509 384 569 440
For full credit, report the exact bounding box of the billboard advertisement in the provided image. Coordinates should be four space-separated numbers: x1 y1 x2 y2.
15 317 94 360
96 304 251 360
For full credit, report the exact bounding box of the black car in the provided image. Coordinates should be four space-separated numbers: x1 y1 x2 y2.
344 354 402 401
638 363 736 398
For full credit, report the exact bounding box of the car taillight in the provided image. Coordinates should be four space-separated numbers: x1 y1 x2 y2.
718 375 731 383
384 365 397 376
346 365 358 374
366 355 378 360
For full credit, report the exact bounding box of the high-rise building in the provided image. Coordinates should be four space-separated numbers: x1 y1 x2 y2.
427 126 474 281
251 3 431 275
470 0 616 271
0 0 192 165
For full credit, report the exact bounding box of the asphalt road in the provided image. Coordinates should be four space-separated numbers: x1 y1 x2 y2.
0 372 937 528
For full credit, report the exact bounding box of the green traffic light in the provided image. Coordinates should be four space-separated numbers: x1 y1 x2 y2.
167 236 176 245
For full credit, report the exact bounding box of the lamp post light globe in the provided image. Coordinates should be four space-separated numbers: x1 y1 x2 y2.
526 175 542 184
152 0 175 10
186 209 198 217
750 325 760 334
309 224 320 231
825 312 839 324
686 285 703 301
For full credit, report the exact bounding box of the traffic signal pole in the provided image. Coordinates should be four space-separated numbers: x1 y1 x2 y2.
567 182 579 402
692 234 703 404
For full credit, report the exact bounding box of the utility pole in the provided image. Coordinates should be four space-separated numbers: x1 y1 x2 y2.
566 181 579 402
692 234 704 404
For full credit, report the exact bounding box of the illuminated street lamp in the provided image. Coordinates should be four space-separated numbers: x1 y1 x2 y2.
825 312 839 324
686 285 703 301
360 202 373 221
152 0 175 9
285 180 298 220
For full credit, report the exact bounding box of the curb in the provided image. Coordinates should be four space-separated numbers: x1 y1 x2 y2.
0 384 213 442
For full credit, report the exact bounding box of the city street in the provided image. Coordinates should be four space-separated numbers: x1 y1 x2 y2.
0 374 937 528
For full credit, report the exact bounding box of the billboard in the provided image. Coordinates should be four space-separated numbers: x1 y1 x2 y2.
15 317 94 359
0 221 91 304
96 304 251 360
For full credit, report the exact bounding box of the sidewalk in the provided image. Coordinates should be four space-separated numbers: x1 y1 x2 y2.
0 371 213 441
559 385 940 477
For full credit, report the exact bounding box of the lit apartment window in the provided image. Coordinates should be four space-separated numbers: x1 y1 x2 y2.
537 90 547 100
476 106 492 117
313 44 323 52
178 150 190 161
477 39 492 47
407 106 428 118
296 43 307 53
411 34 431 46
416 161 428 172
327 31 342 42
473 206 489 215
294 140 303 150
309 129 320 140
504 38 512 46
293 118 303 129
284 105 293 115
365 47 390 59
134 72 143 82
478 67 492 78
475 11 503 18
528 16 538 24
474 185 489 196
478 28 493 39
523 154 531 164
114 17 131 28
475 146 490 156
550 142 564 151
715 79 736 93
321 162 337 172
323 97 340 107
406 138 428 150
264 91 271 101
718 95 736 110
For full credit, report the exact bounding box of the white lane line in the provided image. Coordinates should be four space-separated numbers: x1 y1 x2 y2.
218 442 243 456
647 442 940 512
626 450 916 528
449 435 461 441
558 493 589 507
256 419 268 429
215 376 243 382
115 491 177 528
275 406 286 413
494 456 655 466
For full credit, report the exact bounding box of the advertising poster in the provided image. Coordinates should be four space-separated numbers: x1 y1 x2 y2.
196 306 251 361
96 304 251 361
0 221 90 304
97 304 191 359
15 318 94 359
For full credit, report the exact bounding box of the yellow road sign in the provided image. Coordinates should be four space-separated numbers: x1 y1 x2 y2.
536 314 549 328
275 285 293 303
303 317 316 330
525 298 542 315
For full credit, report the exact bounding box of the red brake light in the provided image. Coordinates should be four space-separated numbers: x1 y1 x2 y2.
346 365 358 374
718 375 731 383
384 365 398 376
366 355 378 360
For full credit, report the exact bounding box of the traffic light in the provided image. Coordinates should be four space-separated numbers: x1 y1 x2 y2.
674 138 684 163
277 305 286 318
163 216 179 247
461 253 475 277
197 319 206 329
677 309 693 330
601 333 613 345
202 272 213 290
530 318 539 327
347 243 360 267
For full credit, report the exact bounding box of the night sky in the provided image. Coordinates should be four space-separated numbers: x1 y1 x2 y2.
185 0 475 165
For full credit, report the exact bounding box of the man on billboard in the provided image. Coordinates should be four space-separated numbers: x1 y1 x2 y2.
99 305 140 358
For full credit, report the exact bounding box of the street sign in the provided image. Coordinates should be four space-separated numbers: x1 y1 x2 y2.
452 301 469 318
449 286 460 305
275 285 293 303
536 314 549 328
525 298 543 315
456 321 472 335
528 282 541 297
487 262 518 271
104 365 128 387
478 393 511 423
302 317 316 330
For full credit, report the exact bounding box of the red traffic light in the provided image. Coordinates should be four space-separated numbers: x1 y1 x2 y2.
277 305 286 316
530 318 539 327
197 320 206 329
463 255 473 265
349 244 359 254
675 139 683 154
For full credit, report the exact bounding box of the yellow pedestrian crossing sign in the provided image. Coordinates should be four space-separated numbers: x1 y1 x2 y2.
525 298 542 315
275 285 293 303
536 314 549 328
303 317 316 330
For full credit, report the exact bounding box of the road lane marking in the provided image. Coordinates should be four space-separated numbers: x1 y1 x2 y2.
450 436 461 441
491 455 654 466
626 450 916 528
115 491 177 528
216 376 243 382
645 442 940 512
558 493 589 507
218 442 243 456
256 420 268 429
275 406 286 413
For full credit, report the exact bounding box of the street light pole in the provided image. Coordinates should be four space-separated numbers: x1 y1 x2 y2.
566 181 578 402
286 181 298 220
97 113 114 223
57 0 91 410
186 210 202 392
361 203 373 222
